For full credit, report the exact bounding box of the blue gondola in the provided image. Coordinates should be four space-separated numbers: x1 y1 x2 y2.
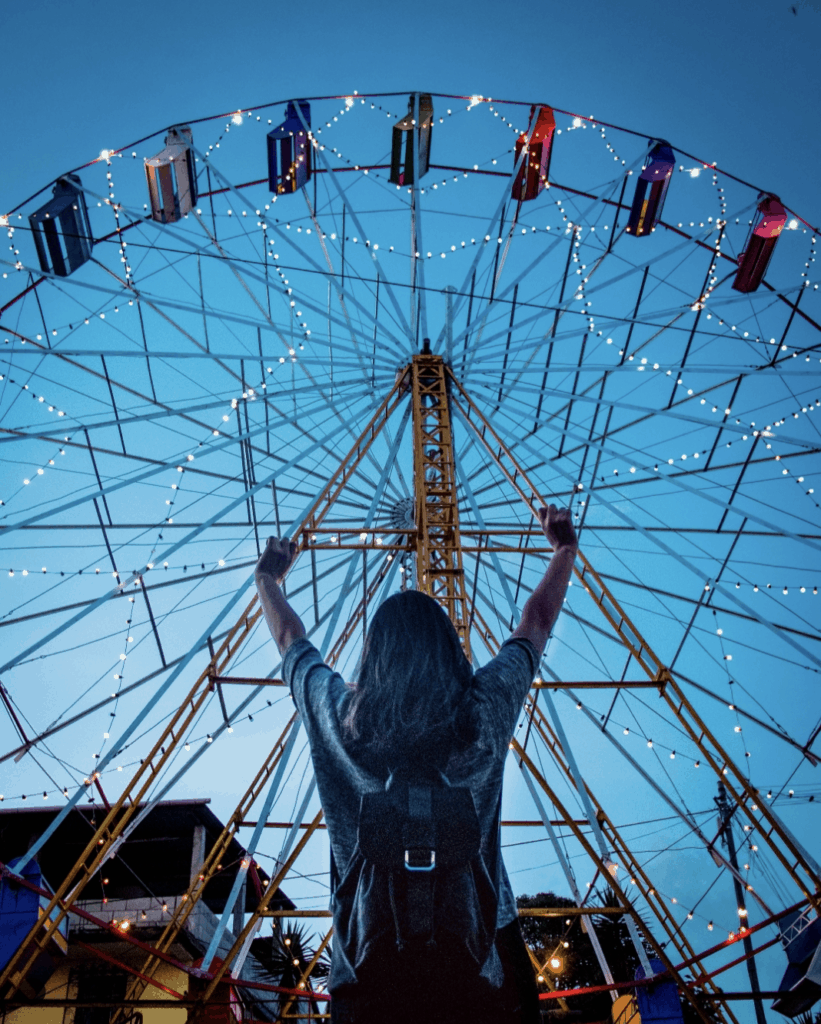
512 105 555 202
28 174 93 277
389 94 433 187
732 192 787 293
771 908 821 1017
634 959 684 1024
267 101 312 195
145 125 197 224
0 859 68 995
626 141 675 237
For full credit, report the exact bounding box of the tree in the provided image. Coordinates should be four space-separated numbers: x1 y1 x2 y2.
245 919 331 1021
517 890 721 1024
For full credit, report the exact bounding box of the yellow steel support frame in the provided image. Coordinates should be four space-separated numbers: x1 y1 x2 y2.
0 380 404 1000
6 359 813 1019
512 740 720 1024
410 354 471 657
117 550 399 1018
522 700 738 1024
112 713 298 1018
0 592 264 998
466 609 730 1024
278 927 334 1020
448 368 821 907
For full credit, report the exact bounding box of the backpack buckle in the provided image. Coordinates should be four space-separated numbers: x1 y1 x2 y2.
404 848 435 871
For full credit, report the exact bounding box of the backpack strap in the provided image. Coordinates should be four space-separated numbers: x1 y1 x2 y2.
401 784 437 945
329 847 340 898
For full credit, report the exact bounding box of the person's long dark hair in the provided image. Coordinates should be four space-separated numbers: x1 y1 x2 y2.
341 590 479 771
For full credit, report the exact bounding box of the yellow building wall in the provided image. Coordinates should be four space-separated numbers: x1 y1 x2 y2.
140 962 188 1024
4 963 71 1024
2 959 188 1024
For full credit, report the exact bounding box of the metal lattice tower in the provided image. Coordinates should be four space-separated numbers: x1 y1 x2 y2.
410 352 471 655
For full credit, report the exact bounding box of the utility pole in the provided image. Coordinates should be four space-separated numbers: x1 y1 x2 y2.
716 781 767 1024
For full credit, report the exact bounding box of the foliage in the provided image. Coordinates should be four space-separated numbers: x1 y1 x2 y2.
517 890 721 1024
245 919 331 1021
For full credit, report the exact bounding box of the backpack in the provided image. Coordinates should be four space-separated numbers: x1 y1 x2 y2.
329 766 500 1004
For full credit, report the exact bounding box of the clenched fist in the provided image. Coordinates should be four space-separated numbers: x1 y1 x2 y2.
255 536 298 583
537 505 578 552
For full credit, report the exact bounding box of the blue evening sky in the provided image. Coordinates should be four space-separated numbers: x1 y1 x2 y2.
2 0 820 231
1 1 820 1018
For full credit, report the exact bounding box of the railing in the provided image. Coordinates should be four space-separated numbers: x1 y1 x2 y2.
73 895 240 953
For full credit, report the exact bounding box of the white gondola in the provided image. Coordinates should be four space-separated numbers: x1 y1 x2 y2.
145 125 197 224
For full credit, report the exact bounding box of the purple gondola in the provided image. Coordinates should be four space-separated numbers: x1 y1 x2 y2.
512 105 555 202
625 141 675 237
732 192 787 293
390 94 433 187
267 101 312 196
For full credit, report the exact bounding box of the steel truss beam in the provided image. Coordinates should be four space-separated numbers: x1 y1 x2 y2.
512 739 727 1024
0 378 405 1000
113 554 398 1017
464 607 730 1024
522 701 736 1022
5 359 813 1022
447 368 821 908
410 354 472 655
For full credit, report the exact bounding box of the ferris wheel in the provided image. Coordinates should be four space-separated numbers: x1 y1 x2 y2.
0 90 819 1022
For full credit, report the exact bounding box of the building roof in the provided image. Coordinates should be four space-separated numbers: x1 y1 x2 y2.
0 799 293 914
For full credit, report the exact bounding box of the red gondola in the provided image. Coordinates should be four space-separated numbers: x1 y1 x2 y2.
732 192 787 293
511 105 555 202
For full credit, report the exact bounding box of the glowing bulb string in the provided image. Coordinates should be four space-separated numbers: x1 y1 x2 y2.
1 374 268 577
15 142 810 354
630 874 750 939
0 356 349 550
0 679 270 792
97 589 139 765
1 393 376 684
479 408 821 677
475 393 821 565
18 172 322 369
520 384 821 558
5 90 818 236
0 554 357 765
561 559 815 752
488 103 630 170
81 645 293 793
451 92 818 222
111 562 377 836
0 375 71 513
0 378 290 589
2 215 25 277
557 603 804 750
187 160 404 363
469 372 819 468
100 153 133 284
